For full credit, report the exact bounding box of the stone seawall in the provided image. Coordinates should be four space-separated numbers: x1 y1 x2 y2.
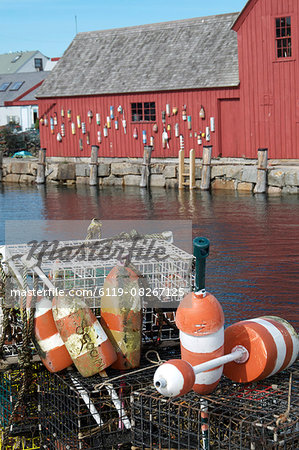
1 157 299 194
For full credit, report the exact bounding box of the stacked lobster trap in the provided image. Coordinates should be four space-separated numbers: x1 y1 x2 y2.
0 233 193 448
131 360 299 450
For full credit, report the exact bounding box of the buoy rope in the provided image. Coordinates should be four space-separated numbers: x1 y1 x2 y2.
276 372 293 426
93 350 165 391
0 254 12 361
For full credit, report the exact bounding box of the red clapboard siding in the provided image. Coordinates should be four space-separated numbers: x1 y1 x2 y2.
235 0 298 159
38 87 240 158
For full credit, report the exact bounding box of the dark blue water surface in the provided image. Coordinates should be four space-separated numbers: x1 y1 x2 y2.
0 183 298 328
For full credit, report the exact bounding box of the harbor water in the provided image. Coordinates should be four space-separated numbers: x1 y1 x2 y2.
0 183 298 328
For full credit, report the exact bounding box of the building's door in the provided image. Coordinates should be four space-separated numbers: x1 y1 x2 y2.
219 99 241 157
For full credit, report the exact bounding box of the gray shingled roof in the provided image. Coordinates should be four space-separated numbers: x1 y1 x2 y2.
37 13 239 98
0 72 49 106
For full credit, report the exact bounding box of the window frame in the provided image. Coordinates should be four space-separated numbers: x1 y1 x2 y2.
0 82 11 92
131 101 156 123
274 16 293 60
9 81 24 91
34 58 43 71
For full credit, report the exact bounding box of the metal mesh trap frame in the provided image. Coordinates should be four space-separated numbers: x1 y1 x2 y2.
0 431 41 450
2 238 193 344
38 348 180 450
132 361 299 450
0 363 42 442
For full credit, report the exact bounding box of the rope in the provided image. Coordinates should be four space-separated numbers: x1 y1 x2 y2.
276 372 293 426
0 254 12 361
1 263 36 447
93 350 165 391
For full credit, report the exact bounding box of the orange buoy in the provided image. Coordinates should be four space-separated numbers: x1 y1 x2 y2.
100 264 143 370
28 294 73 372
224 316 299 383
52 295 117 377
176 289 224 394
154 359 195 397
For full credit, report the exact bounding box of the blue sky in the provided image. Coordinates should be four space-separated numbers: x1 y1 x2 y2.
0 0 246 58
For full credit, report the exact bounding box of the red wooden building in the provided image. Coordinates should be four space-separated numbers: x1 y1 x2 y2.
37 0 298 160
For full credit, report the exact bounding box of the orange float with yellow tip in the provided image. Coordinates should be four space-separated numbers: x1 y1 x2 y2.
100 264 142 370
27 294 73 373
53 295 117 377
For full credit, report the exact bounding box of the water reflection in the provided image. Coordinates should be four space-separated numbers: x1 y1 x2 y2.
0 184 298 327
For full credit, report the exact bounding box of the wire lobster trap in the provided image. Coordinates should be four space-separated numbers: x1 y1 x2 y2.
131 361 299 450
38 348 180 450
1 235 193 346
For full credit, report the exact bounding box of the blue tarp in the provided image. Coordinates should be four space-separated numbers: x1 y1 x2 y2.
12 151 33 158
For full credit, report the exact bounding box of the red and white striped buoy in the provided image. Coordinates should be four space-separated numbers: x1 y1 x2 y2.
53 295 117 377
28 295 73 373
154 359 195 397
176 289 224 394
224 316 299 383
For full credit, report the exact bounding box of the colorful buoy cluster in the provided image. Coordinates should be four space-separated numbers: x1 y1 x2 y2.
39 101 215 152
154 237 299 398
29 264 142 377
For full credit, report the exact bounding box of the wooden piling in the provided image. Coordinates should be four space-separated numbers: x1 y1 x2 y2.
0 150 3 182
89 145 99 186
140 145 153 188
254 148 268 194
179 149 185 189
189 149 196 189
200 145 212 190
36 148 46 184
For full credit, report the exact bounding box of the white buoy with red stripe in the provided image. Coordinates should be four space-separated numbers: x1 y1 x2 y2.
154 346 247 397
176 289 224 394
27 294 73 373
224 316 299 383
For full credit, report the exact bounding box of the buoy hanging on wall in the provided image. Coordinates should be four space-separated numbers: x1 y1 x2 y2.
176 289 224 394
162 111 166 124
107 116 111 129
199 106 205 119
61 109 65 118
103 125 108 137
82 122 86 134
133 127 138 139
88 110 93 123
110 106 114 120
79 138 83 151
86 132 90 145
166 104 170 117
115 117 119 130
224 316 299 383
162 128 169 149
197 132 202 145
44 116 48 127
150 136 154 146
167 124 171 138
50 117 54 134
71 122 76 135
53 113 58 126
179 134 184 151
175 123 179 137
172 107 178 116
153 123 158 133
206 126 210 141
187 115 192 130
67 110 71 121
61 123 65 137
142 130 147 144
57 133 62 142
182 105 187 121
117 105 123 114
97 131 102 143
210 117 215 132
77 115 81 129
96 113 100 125
122 118 127 134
